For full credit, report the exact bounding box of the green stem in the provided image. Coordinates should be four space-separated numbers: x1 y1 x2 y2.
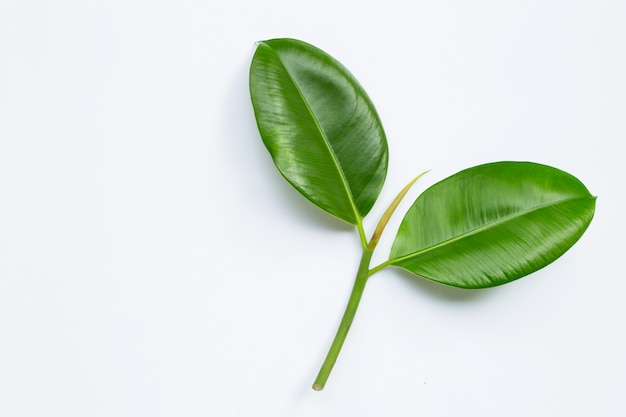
312 248 374 391
368 259 392 275
312 172 427 391
356 219 368 249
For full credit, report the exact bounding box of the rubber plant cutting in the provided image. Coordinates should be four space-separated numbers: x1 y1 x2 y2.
248 38 596 391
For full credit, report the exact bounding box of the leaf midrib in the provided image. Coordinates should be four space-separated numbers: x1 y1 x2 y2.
264 42 361 223
389 195 592 265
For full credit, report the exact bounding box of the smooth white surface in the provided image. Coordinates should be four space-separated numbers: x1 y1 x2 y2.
1 0 624 416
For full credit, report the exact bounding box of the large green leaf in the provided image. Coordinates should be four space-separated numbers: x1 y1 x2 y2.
249 38 388 225
389 162 596 288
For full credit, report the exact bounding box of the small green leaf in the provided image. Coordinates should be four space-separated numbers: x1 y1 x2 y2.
249 38 388 225
389 162 596 288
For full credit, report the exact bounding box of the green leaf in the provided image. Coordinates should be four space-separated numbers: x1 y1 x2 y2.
249 38 388 225
389 162 596 288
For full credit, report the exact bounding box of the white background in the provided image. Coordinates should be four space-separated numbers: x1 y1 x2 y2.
1 0 624 416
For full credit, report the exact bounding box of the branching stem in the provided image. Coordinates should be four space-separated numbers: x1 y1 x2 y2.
312 172 427 391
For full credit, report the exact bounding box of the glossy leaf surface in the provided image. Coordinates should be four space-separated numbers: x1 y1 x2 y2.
389 162 596 288
250 38 388 225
